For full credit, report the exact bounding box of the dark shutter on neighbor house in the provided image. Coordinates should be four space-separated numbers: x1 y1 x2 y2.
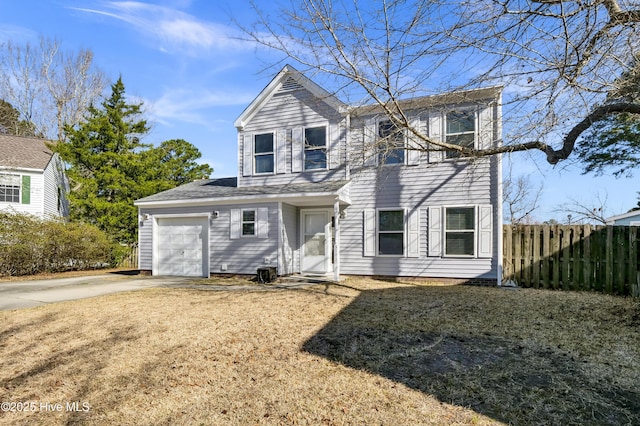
21 175 30 205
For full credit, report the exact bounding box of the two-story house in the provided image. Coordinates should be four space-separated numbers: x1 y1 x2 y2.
135 65 503 283
0 134 69 218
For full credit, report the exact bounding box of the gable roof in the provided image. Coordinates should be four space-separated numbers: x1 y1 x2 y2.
234 65 347 130
0 134 55 170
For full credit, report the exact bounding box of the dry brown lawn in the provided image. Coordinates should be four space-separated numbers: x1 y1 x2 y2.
0 277 639 425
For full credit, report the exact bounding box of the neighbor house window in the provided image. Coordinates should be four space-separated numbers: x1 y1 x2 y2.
445 111 475 159
378 209 404 255
304 126 327 170
0 174 20 203
445 207 475 256
378 120 405 165
254 133 274 174
242 209 256 236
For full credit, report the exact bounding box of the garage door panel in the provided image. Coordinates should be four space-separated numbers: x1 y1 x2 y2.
156 217 208 277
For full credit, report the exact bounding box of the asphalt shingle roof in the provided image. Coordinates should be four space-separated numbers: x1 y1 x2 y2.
0 134 55 170
136 177 350 203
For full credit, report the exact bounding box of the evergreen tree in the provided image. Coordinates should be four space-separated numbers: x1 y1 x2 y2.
57 78 212 244
576 58 640 177
0 99 37 136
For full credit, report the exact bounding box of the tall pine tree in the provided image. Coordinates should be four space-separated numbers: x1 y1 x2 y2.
57 78 212 244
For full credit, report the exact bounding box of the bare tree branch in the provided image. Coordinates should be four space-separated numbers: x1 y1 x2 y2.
242 0 640 167
0 37 107 141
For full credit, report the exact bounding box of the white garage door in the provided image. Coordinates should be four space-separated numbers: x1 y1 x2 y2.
156 217 208 277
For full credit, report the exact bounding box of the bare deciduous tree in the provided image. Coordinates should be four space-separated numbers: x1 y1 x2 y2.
555 192 610 224
0 37 107 141
503 167 543 224
243 0 640 166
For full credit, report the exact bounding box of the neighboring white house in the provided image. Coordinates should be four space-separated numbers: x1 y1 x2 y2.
135 65 503 283
0 134 69 218
606 210 640 226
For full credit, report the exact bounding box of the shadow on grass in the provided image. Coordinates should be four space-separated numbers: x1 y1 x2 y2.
302 285 640 425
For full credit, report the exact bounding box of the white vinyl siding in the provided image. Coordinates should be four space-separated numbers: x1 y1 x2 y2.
238 87 346 187
139 204 279 275
341 154 499 279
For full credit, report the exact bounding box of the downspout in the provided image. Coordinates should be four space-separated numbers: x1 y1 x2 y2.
495 97 503 286
345 113 351 180
333 197 341 282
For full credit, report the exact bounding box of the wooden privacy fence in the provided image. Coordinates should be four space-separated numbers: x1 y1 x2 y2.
503 225 640 296
118 244 138 269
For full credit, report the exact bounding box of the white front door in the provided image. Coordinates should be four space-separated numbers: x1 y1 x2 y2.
301 210 331 274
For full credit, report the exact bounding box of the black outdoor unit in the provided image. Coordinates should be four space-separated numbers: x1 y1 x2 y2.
257 267 277 283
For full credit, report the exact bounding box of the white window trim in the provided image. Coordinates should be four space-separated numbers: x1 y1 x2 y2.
377 119 406 166
376 208 406 257
0 173 21 204
443 205 477 258
444 108 477 160
254 132 275 175
241 208 257 237
303 125 328 171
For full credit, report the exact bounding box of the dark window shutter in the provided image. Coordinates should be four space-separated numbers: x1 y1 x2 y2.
21 175 30 205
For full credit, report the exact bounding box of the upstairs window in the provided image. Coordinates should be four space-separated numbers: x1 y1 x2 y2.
378 210 404 255
0 174 20 203
254 133 274 174
445 111 475 159
242 209 256 236
378 120 405 165
304 126 327 170
445 207 475 256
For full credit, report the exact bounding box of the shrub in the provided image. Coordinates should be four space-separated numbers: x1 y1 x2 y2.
0 212 117 276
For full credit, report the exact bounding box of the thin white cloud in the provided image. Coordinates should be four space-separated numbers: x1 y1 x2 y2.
71 1 248 53
0 24 37 43
146 88 255 126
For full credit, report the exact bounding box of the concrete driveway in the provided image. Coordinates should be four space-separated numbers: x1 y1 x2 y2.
0 273 199 311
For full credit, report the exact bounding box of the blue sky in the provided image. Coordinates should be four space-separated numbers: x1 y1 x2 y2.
0 0 636 221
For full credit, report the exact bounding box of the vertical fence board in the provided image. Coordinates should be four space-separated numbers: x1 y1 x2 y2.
532 225 541 288
606 226 614 294
583 225 591 291
542 226 550 288
523 225 531 286
630 227 638 296
616 227 626 295
504 225 513 282
561 227 572 290
514 227 522 285
552 226 560 290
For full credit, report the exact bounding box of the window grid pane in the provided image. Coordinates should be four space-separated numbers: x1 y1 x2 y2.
255 133 273 153
445 207 475 256
445 111 475 159
379 210 403 231
242 209 256 236
446 208 475 230
0 174 20 203
255 154 274 174
304 127 327 170
378 210 404 255
378 120 405 165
